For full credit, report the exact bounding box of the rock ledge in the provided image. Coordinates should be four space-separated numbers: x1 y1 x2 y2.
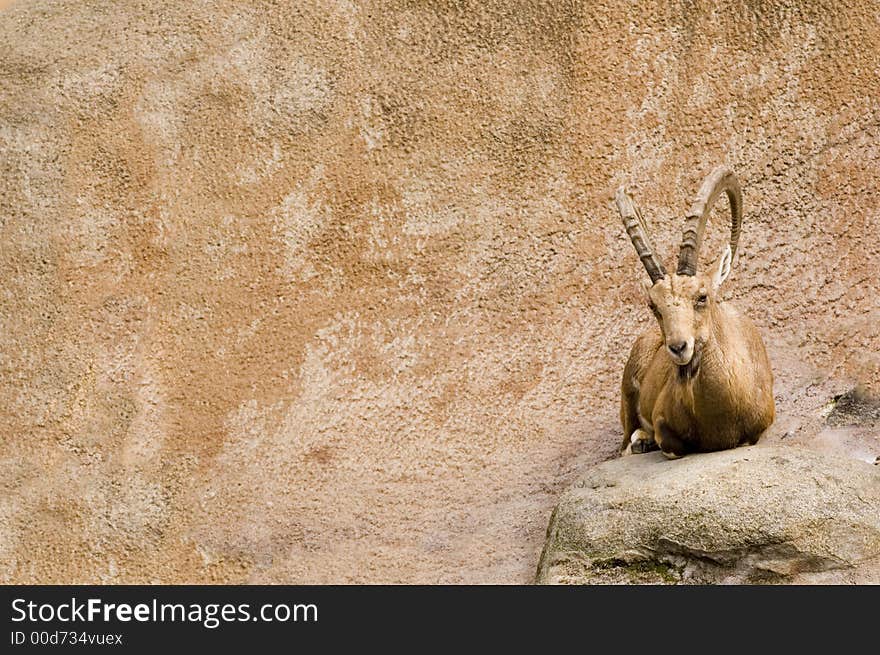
536 445 880 584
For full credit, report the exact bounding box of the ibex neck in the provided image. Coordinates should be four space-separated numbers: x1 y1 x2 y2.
686 303 739 402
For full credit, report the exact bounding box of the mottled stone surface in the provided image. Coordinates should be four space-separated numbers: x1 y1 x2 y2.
536 445 880 584
1 1 879 583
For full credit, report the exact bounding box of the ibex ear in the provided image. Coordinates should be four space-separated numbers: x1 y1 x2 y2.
712 245 732 289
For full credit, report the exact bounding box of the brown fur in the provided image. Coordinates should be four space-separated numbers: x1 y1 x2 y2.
620 267 775 457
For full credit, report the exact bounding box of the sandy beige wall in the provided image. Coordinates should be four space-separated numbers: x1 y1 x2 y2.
1 0 878 583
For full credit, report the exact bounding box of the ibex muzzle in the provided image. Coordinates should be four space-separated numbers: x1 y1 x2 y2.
615 167 775 458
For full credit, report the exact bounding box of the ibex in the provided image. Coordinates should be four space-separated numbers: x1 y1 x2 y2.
615 166 774 458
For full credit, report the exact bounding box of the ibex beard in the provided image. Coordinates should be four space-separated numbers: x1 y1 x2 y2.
616 167 775 459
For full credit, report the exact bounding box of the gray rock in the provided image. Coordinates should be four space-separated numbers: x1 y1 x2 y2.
536 445 880 584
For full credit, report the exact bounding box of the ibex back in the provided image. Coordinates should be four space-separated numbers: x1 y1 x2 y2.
616 167 774 458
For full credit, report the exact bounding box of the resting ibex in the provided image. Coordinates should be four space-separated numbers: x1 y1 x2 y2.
616 166 774 458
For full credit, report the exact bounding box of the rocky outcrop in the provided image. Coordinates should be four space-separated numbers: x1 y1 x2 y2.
537 446 880 584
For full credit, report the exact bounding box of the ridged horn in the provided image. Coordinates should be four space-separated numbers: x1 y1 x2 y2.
676 166 742 276
616 186 666 284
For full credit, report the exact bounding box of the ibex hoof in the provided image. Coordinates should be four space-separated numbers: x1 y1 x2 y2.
661 450 684 460
628 430 658 455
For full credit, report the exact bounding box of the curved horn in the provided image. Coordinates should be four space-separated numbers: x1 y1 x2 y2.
676 166 742 276
616 186 667 284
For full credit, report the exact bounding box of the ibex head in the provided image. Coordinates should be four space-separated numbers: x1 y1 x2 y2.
616 167 742 367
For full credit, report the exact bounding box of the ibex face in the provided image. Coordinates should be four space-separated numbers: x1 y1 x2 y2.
644 246 731 367
617 166 742 367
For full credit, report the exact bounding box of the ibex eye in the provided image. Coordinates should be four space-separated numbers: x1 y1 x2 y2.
696 294 708 305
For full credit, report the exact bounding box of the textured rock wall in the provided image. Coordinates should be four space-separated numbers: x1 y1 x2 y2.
1 0 878 582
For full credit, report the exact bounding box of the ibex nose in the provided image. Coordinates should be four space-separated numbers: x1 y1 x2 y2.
668 341 688 356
